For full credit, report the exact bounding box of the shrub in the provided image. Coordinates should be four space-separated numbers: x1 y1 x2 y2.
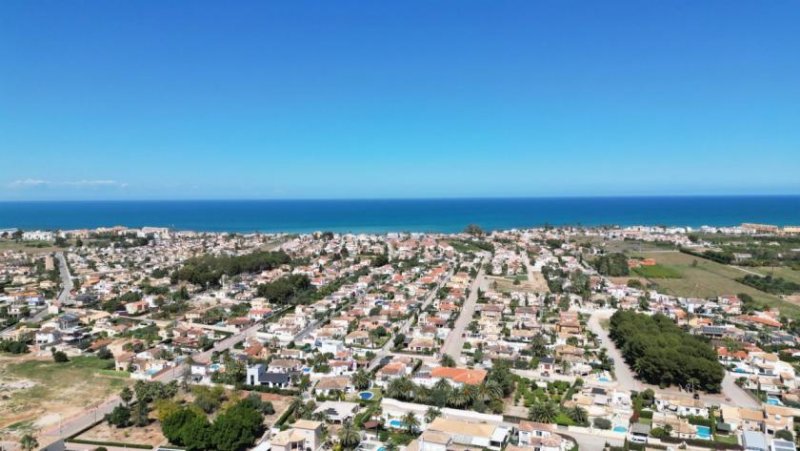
593 417 612 429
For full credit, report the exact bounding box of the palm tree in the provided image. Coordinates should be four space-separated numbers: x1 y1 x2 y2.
448 388 470 408
567 406 588 424
20 434 38 451
338 420 361 449
351 369 371 391
479 381 503 402
386 377 414 401
528 401 559 424
384 443 399 451
425 407 442 423
402 412 420 435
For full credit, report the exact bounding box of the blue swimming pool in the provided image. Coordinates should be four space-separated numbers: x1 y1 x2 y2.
599 377 611 382
613 425 627 433
388 419 404 429
359 391 374 400
767 397 782 406
697 425 711 439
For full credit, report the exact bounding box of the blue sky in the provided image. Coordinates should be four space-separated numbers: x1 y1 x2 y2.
1 1 799 200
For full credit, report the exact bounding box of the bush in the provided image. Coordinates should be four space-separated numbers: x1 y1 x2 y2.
53 351 69 363
106 405 131 428
593 417 612 429
775 429 794 442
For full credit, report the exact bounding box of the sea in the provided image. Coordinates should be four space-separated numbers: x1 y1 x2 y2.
0 196 798 234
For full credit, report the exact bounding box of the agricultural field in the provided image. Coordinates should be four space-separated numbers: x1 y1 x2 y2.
0 355 131 434
630 250 800 317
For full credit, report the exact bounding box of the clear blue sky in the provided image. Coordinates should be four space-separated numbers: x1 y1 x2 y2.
1 1 799 200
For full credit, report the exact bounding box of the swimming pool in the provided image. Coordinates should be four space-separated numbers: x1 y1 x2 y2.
359 391 374 401
613 425 627 433
767 397 782 406
696 425 711 439
599 376 611 382
388 419 404 429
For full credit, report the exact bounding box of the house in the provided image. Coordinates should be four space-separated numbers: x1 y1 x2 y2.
654 394 709 417
407 431 452 451
315 376 353 396
629 423 650 445
427 366 487 387
268 358 303 374
35 327 61 345
743 430 768 451
771 439 796 451
245 364 291 388
58 313 80 330
427 417 510 451
272 420 323 451
518 421 562 450
313 401 359 423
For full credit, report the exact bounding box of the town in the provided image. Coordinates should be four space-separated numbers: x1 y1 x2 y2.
1 223 800 451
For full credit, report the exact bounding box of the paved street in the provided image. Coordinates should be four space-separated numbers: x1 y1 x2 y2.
442 265 486 360
55 252 73 305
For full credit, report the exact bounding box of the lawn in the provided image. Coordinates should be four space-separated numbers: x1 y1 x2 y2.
0 355 131 431
631 251 800 317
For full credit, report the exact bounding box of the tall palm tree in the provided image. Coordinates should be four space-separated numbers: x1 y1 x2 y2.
338 420 361 449
528 401 559 424
402 412 420 435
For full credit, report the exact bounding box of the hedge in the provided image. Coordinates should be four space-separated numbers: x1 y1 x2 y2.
661 436 743 450
66 438 153 449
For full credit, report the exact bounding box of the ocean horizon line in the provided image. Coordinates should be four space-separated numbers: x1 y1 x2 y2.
2 193 800 203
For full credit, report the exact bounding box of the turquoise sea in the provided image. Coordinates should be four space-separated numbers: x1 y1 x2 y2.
0 197 798 233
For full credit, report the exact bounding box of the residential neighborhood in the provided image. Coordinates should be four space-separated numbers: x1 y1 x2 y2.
1 223 800 451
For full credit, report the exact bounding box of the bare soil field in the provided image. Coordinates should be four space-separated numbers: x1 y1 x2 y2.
489 275 548 294
0 355 130 435
76 418 166 447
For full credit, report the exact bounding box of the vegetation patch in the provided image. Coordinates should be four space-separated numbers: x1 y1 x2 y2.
609 310 724 392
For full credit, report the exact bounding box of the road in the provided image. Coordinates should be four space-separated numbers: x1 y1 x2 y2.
55 252 73 305
367 270 453 371
587 309 642 392
442 265 486 360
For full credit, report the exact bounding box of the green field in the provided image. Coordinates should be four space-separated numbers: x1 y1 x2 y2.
750 267 800 285
632 264 682 279
631 251 800 317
